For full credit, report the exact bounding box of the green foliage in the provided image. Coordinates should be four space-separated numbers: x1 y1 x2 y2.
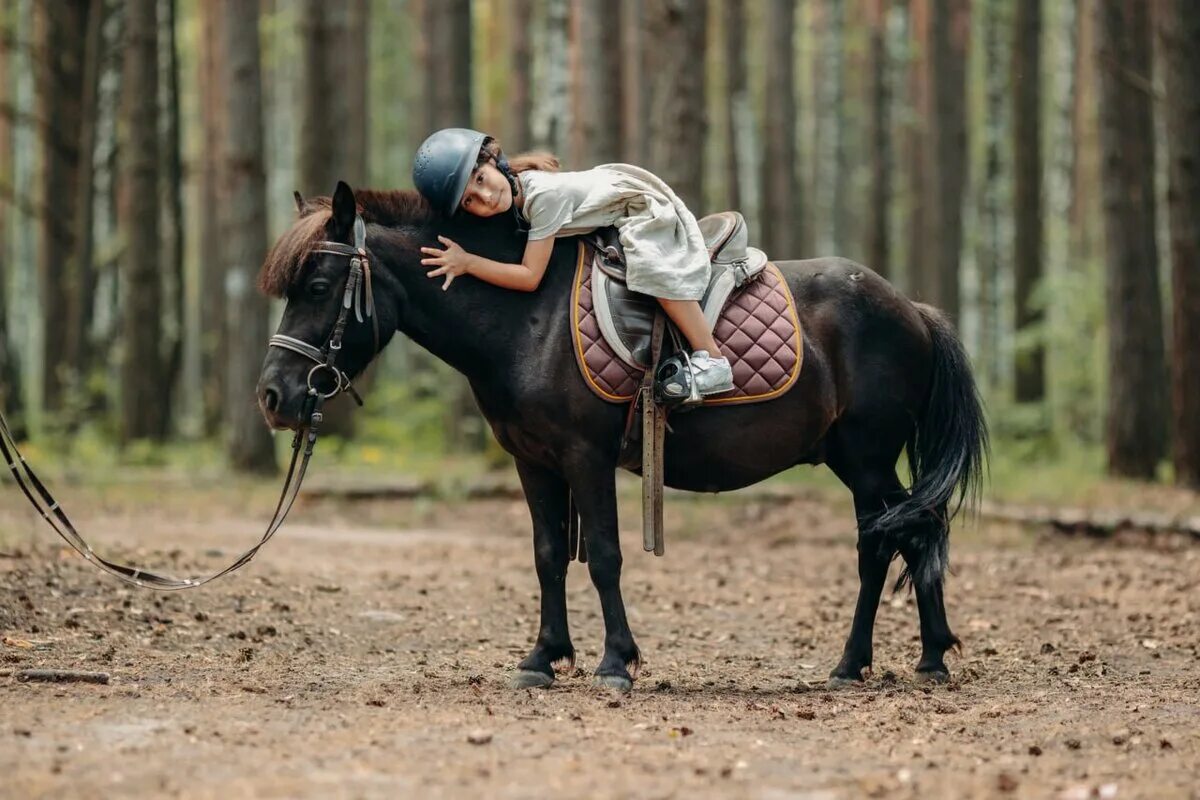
1043 254 1107 445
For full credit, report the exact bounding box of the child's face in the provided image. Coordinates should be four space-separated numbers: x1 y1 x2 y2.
460 161 513 217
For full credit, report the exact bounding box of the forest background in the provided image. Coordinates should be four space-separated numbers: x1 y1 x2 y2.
1 0 1198 505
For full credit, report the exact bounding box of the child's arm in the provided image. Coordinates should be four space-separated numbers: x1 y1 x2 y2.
422 235 555 292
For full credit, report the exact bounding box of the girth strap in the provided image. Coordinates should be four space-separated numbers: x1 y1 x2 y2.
640 314 666 557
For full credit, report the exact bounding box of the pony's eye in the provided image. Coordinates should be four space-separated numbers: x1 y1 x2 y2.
309 280 331 297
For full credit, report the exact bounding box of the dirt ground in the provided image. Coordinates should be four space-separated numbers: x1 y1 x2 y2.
2 479 1199 799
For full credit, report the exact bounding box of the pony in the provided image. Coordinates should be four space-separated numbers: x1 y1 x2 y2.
256 181 987 691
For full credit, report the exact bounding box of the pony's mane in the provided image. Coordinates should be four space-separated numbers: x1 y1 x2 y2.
258 189 435 298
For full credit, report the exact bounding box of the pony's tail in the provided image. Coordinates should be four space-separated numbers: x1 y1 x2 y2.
868 303 989 591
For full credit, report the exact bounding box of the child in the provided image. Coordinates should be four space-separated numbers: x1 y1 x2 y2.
413 127 733 398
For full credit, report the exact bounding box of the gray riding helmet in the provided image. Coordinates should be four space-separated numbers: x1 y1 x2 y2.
412 128 488 216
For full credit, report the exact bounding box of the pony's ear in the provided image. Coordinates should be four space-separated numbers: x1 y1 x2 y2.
293 190 305 214
331 181 357 240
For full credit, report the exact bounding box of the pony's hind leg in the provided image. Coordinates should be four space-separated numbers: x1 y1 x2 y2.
826 462 907 686
896 519 961 683
511 459 576 689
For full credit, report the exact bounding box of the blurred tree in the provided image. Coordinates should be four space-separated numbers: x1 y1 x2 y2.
722 0 745 212
510 0 533 150
1095 0 1166 478
533 0 569 154
976 0 1009 393
298 0 368 438
0 4 20 426
905 0 929 299
645 0 706 212
119 0 167 442
62 0 104 417
159 0 184 429
418 0 483 451
1158 0 1200 488
1012 0 1043 403
300 0 368 193
928 0 968 323
197 0 225 428
760 0 796 256
864 0 891 277
218 0 274 473
619 0 644 165
33 0 94 417
569 0 621 166
426 0 471 130
812 0 847 254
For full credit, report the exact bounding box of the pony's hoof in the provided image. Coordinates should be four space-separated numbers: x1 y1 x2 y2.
511 669 554 689
826 675 865 690
914 668 950 685
593 673 633 694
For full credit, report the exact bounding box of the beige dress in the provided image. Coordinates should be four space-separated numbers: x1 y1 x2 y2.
518 164 710 301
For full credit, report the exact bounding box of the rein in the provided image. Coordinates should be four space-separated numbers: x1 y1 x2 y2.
0 215 376 590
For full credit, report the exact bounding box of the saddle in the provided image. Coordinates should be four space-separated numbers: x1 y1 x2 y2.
569 211 804 560
585 211 770 369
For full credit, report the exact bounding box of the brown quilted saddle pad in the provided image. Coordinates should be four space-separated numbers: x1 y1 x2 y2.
570 242 804 405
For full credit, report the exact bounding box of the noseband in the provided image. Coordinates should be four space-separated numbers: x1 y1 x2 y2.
268 214 380 411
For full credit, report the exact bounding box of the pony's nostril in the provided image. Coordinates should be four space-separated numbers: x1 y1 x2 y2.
263 387 280 412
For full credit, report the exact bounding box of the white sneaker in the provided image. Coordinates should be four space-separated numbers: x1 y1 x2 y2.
689 350 734 398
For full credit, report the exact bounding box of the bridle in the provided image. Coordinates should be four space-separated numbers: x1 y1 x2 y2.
268 214 379 409
0 215 379 590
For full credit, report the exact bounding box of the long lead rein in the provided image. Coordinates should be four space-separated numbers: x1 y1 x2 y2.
0 214 374 591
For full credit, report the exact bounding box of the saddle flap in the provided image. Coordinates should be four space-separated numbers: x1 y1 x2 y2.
593 264 658 368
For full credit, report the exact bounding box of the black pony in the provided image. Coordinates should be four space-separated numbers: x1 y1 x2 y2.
256 182 988 691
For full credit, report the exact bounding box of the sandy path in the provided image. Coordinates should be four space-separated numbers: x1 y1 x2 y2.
2 488 1198 799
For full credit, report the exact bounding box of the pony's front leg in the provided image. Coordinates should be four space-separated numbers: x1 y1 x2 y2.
512 459 576 689
566 460 640 692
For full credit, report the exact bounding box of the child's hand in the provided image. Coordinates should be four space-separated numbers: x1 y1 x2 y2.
421 236 472 290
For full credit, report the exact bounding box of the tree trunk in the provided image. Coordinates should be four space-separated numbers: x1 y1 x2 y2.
418 0 479 451
218 0 274 473
619 0 644 164
1158 0 1200 488
33 0 92 417
428 0 472 130
0 7 20 424
62 0 104 410
760 0 796 257
534 0 570 154
300 0 369 193
812 0 847 254
159 0 184 430
119 0 166 442
926 0 969 322
198 0 225 428
644 0 707 213
722 0 745 212
865 0 891 277
977 0 1010 392
569 0 622 166
510 0 534 149
1095 0 1167 478
906 0 929 298
1012 0 1043 402
298 0 369 438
